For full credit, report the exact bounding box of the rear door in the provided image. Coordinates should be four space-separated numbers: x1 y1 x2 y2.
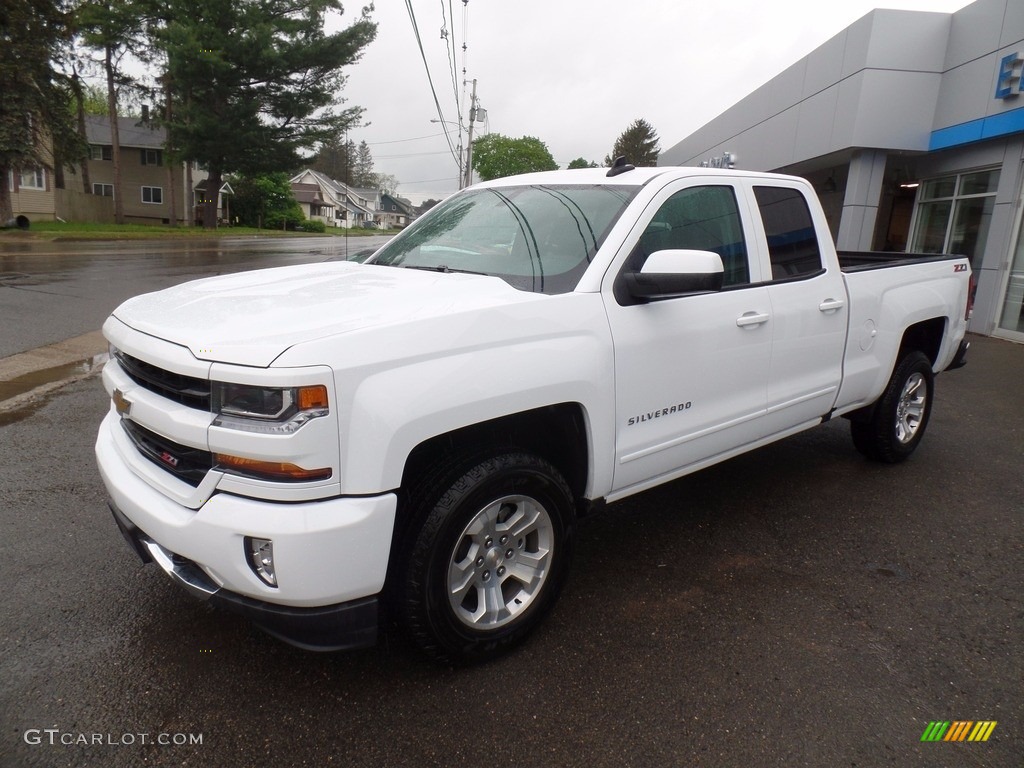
748 182 847 431
604 178 773 495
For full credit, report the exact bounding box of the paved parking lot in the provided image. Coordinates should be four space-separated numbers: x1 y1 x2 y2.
1 333 1021 768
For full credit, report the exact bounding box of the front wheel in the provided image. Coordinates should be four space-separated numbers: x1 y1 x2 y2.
399 452 575 663
851 350 934 463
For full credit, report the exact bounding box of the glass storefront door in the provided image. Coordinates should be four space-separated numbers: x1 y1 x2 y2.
997 173 1024 338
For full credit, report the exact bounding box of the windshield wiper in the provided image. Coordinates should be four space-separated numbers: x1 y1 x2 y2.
402 264 487 276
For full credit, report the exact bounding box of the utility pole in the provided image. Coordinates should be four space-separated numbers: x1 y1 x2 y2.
463 79 477 189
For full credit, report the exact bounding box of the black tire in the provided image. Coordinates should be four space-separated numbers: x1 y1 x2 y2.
851 350 934 463
399 452 575 663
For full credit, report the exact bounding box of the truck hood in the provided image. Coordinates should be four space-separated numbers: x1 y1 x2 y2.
112 262 541 367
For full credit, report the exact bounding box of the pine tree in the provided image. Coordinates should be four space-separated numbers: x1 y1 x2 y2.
160 0 376 228
0 0 82 222
605 119 660 167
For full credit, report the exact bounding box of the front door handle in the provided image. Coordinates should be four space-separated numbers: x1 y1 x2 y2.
736 311 770 328
818 298 846 312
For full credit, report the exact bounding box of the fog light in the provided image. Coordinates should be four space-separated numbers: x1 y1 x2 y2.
246 537 277 587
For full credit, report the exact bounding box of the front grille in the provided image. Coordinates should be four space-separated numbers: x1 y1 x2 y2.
113 350 211 410
121 419 213 487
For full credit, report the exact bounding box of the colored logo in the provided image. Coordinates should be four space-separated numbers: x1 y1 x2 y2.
112 388 132 417
921 721 997 742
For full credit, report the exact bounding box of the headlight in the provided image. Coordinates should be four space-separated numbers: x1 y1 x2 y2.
213 383 329 434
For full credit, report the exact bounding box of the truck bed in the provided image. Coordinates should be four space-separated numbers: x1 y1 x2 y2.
837 251 964 272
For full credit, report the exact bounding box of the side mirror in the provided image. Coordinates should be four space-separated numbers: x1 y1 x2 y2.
623 249 724 301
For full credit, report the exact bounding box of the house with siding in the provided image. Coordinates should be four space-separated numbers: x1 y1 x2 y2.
9 114 229 225
380 193 417 229
8 165 57 223
290 169 376 228
84 115 210 225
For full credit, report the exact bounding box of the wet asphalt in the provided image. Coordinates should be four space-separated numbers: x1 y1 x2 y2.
0 239 1021 768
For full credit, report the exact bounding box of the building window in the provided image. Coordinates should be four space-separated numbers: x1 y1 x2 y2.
93 183 114 197
18 168 45 190
141 148 162 166
142 186 163 204
910 169 999 266
91 145 113 161
754 186 823 280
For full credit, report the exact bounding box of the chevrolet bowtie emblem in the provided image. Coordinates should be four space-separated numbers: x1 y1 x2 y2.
112 388 132 417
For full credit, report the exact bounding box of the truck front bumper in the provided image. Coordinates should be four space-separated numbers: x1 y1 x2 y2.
96 411 398 651
108 502 378 650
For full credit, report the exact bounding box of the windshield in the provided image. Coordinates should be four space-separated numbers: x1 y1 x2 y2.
369 185 638 294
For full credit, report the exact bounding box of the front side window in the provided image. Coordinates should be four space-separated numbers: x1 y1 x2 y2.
911 169 999 266
370 184 638 295
93 183 114 197
629 185 750 287
91 145 113 161
754 186 822 280
141 149 162 166
142 186 163 204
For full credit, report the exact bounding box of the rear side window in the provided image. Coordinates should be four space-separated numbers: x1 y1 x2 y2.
753 186 822 280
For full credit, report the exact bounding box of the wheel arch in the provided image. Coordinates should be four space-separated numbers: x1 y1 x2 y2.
399 403 590 504
382 404 590 604
897 316 947 368
847 318 946 425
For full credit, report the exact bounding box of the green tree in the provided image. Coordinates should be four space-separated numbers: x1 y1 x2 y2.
471 134 558 182
373 172 399 195
604 119 660 167
312 138 355 182
0 0 83 222
353 140 375 187
231 172 303 229
161 0 376 228
78 0 149 224
567 157 598 169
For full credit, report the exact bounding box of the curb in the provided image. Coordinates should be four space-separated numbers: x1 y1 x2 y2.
0 331 109 417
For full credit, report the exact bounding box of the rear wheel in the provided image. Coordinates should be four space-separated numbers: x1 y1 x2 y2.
851 351 934 463
399 452 575 663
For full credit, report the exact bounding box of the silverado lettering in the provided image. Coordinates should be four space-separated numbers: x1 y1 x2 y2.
628 401 692 425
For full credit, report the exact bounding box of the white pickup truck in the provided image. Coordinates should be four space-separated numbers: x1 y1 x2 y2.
96 165 972 661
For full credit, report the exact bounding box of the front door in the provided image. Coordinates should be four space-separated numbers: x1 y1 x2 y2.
605 180 773 496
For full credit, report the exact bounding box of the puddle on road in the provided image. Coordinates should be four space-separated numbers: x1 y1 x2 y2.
0 353 109 425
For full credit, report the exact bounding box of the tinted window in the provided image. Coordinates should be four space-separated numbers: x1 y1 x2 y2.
370 185 637 295
754 186 822 279
631 186 749 286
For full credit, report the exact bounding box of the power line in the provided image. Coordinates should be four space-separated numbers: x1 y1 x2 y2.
442 0 463 130
364 133 448 146
375 150 454 160
404 0 462 171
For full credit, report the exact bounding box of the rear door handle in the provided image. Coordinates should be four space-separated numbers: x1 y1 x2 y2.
818 298 846 312
736 311 770 328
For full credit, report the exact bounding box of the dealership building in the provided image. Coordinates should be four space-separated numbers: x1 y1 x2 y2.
660 0 1024 340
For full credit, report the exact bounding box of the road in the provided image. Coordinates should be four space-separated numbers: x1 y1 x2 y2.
0 235 391 358
0 239 1021 767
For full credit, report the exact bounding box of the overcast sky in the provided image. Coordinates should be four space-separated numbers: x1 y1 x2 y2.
335 0 973 204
